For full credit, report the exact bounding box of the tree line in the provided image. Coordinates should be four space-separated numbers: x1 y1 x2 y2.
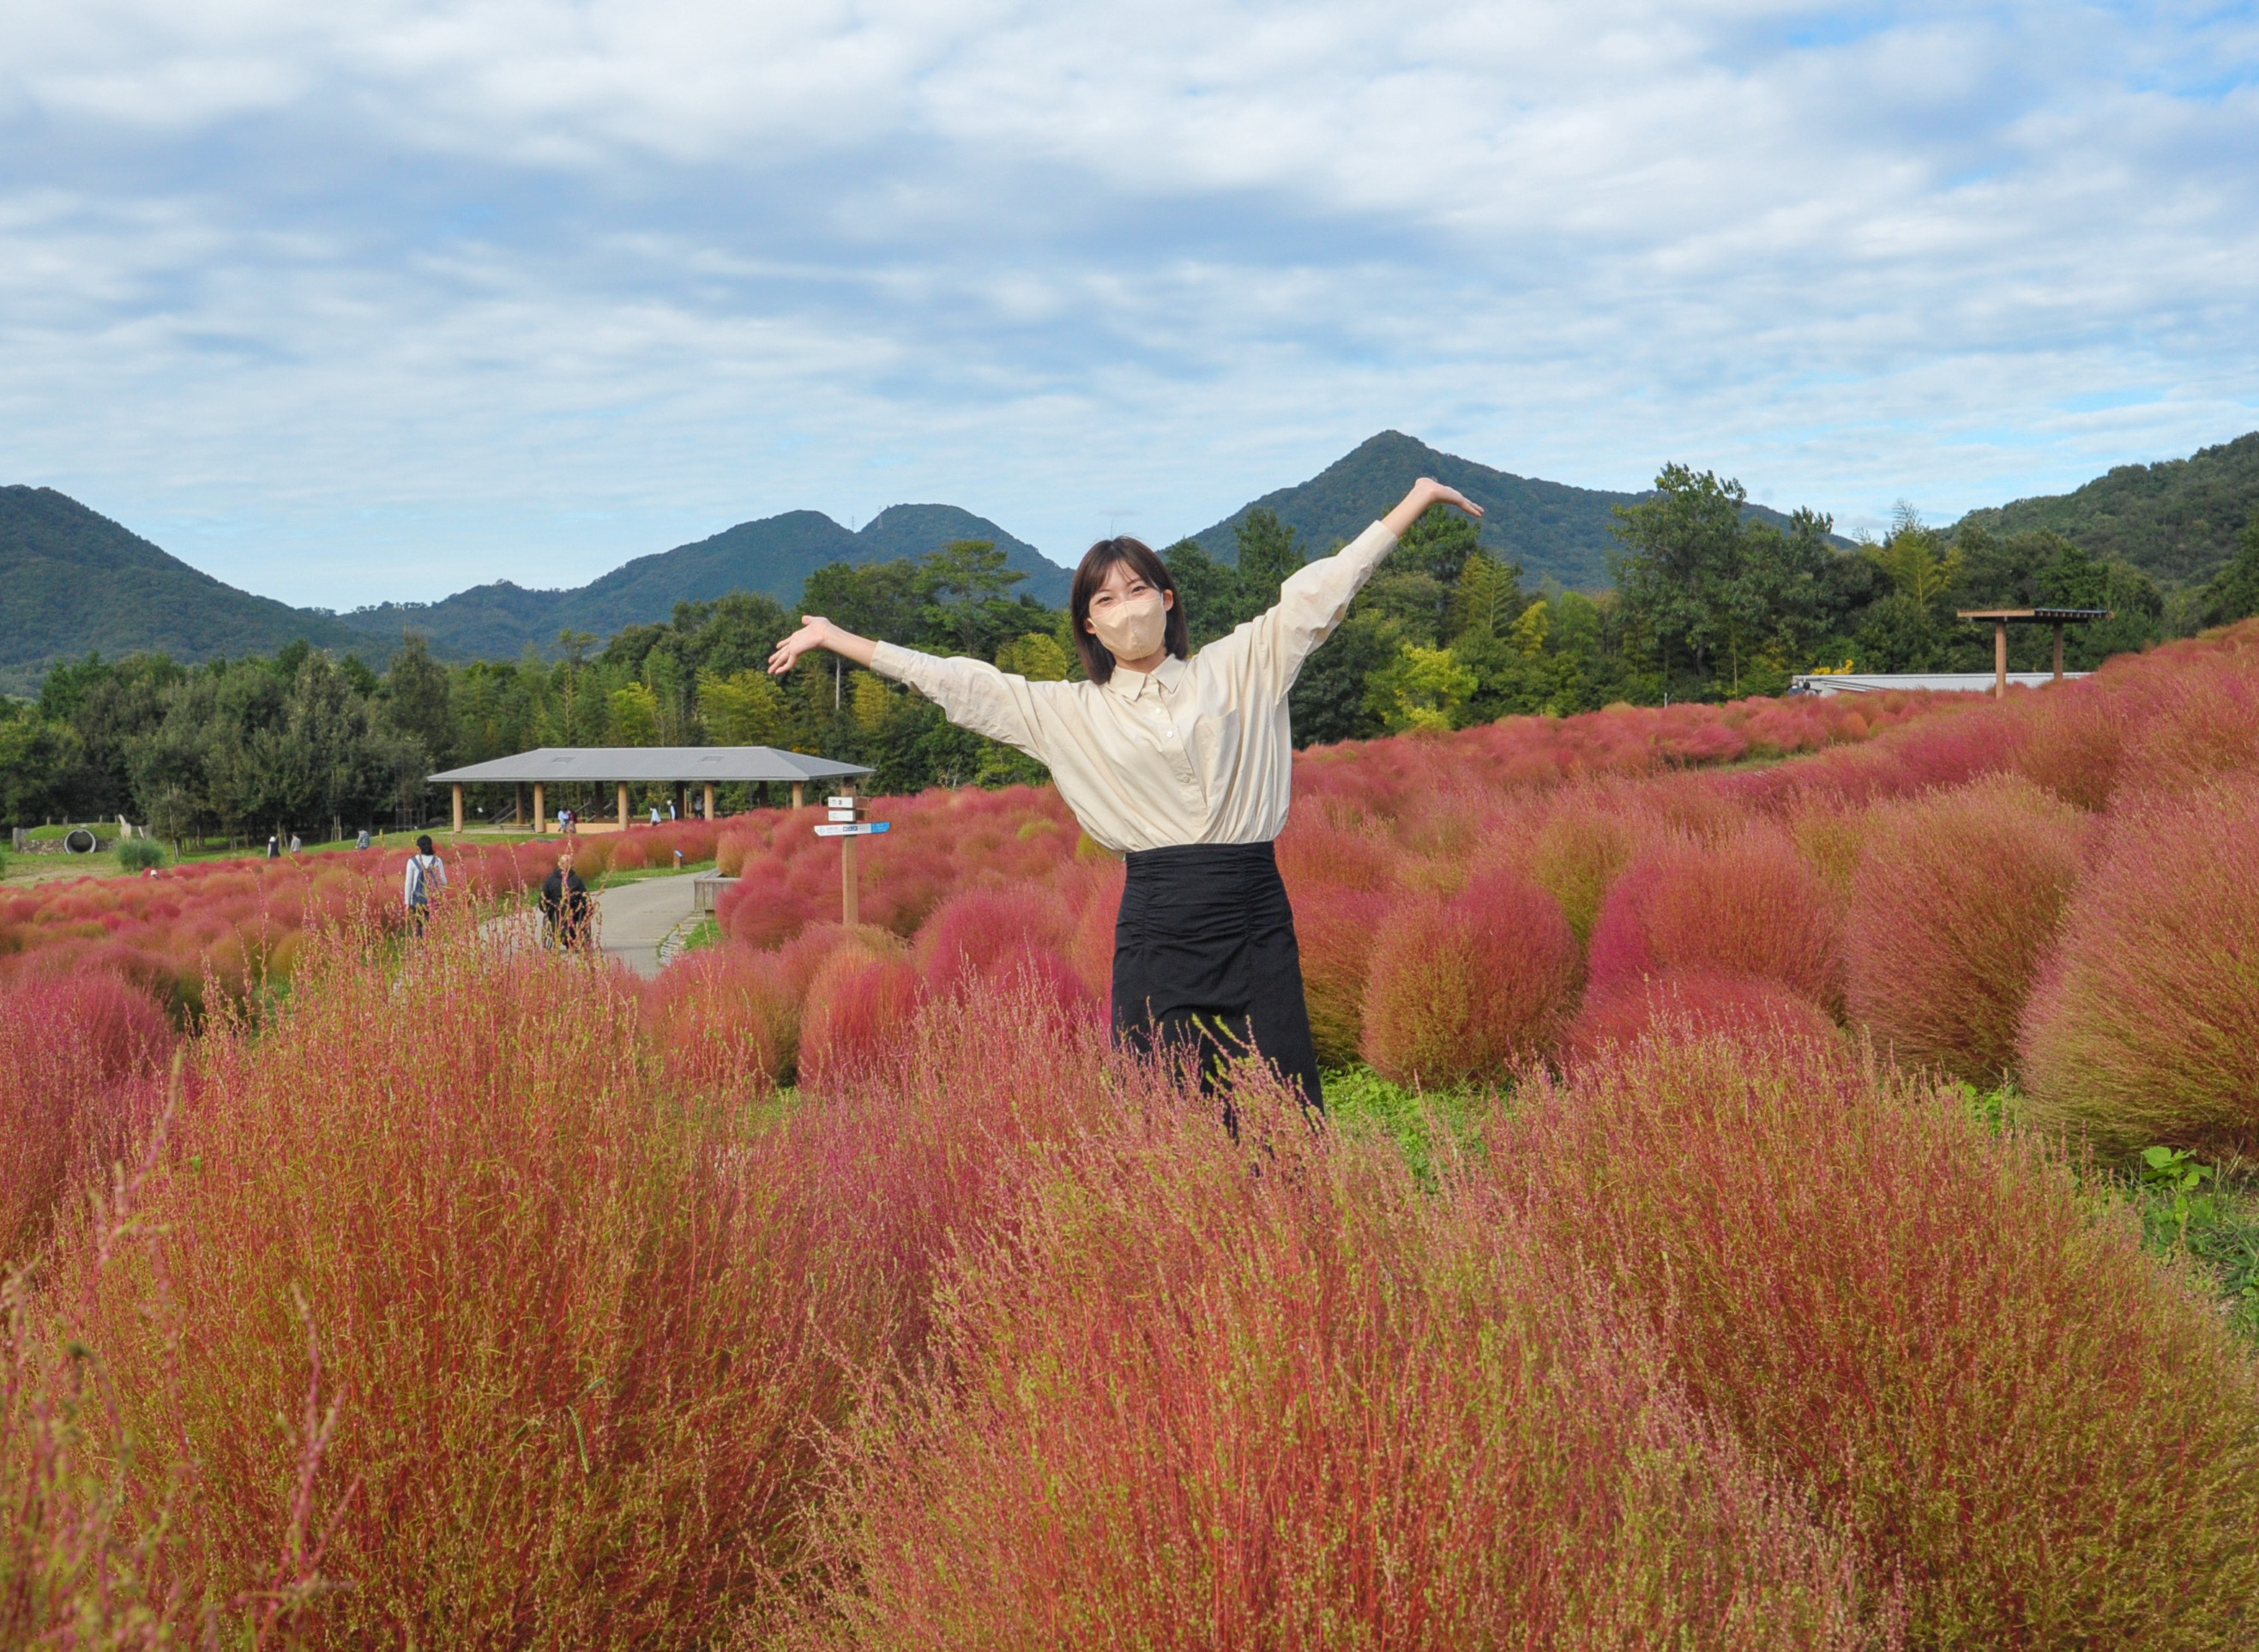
7 472 2256 840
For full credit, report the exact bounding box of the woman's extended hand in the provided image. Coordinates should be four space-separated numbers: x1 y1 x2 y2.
768 616 879 675
1382 478 1485 540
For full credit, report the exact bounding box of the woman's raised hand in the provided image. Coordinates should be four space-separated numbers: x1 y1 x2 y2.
768 615 880 676
768 616 834 676
1383 477 1484 540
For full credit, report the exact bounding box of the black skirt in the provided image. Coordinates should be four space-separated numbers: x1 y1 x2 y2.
1112 841 1324 1114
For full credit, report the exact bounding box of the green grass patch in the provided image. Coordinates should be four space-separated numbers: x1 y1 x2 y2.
1322 1065 1491 1187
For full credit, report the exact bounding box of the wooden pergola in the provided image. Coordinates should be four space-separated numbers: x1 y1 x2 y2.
427 747 872 835
1955 607 2113 696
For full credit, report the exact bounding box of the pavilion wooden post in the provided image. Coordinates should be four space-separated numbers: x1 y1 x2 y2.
840 781 858 927
617 782 630 830
702 782 716 822
673 781 686 822
451 784 465 834
1992 620 2009 698
533 783 545 834
792 783 805 811
2052 623 2067 681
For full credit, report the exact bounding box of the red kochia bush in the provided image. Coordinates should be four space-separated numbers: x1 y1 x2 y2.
1485 1033 2259 1647
811 1082 1872 1649
1290 883 1391 1068
2021 776 2259 1155
1588 827 1841 1010
639 944 788 1095
796 932 923 1094
63 921 870 1648
1565 969 1840 1064
0 972 175 1261
913 883 1093 1016
1844 775 2087 1085
1360 870 1581 1087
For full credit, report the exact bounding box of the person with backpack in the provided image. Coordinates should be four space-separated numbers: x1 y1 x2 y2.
403 834 448 935
540 849 592 952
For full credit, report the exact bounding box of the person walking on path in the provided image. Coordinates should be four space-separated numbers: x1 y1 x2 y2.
403 834 448 937
769 476 1482 1114
540 850 592 952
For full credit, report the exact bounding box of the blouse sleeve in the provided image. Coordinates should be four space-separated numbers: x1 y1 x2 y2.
868 642 1051 760
1203 520 1400 697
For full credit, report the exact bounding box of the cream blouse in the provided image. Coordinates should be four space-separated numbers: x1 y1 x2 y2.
868 519 1400 854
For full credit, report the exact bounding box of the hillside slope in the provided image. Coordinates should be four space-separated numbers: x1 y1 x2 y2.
0 486 368 692
1185 431 1835 588
337 503 1069 656
1950 431 2259 586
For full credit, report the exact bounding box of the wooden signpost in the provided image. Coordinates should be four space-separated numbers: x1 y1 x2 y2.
812 784 890 925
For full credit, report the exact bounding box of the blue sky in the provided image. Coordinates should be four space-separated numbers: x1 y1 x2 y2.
3 0 2256 607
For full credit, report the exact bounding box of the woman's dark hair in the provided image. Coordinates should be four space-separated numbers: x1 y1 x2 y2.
1069 537 1190 684
415 834 435 855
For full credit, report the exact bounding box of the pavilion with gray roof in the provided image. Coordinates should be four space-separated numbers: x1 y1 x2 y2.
428 746 872 834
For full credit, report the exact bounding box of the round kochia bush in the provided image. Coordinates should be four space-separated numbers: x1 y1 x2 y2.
2020 776 2259 1155
811 1082 1872 1650
1359 869 1581 1087
1565 968 1840 1064
1844 775 2087 1085
1587 826 1841 1010
1486 1032 2259 1648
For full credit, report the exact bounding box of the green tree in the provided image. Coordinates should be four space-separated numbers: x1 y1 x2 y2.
1449 550 1523 643
1611 466 1751 694
382 634 455 768
995 632 1072 680
2203 513 2259 625
1367 642 1476 732
1234 509 1304 614
802 560 923 645
698 668 790 745
609 682 661 745
918 540 1027 656
1160 539 1246 647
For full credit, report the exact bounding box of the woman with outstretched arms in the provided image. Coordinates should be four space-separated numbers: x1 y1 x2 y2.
768 477 1483 1112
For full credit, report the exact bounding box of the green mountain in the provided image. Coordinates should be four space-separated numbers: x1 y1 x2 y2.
0 485 370 694
1187 431 1840 588
335 503 1068 657
1950 431 2259 587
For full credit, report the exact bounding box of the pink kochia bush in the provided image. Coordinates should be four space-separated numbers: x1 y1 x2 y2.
1566 969 1840 1064
807 1077 1877 1651
1844 775 2087 1084
0 972 175 1261
1359 869 1582 1087
2020 775 2259 1155
1587 827 1842 1010
1485 1032 2259 1647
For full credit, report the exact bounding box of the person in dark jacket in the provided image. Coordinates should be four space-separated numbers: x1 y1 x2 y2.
540 850 592 951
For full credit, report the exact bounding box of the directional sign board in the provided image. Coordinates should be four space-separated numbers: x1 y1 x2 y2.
825 796 860 810
815 822 892 838
827 807 861 822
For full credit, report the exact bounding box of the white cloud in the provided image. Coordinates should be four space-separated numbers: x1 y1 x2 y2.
0 0 2253 605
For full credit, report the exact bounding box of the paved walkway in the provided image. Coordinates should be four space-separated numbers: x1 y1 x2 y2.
593 872 704 979
479 871 705 979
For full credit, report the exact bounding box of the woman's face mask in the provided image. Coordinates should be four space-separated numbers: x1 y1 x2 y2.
1090 589 1167 661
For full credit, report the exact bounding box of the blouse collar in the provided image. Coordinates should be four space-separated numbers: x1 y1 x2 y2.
1104 653 1190 701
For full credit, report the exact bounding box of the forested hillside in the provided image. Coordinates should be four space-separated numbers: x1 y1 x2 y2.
1953 431 2259 586
0 487 367 694
335 502 1069 655
1187 431 1838 589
